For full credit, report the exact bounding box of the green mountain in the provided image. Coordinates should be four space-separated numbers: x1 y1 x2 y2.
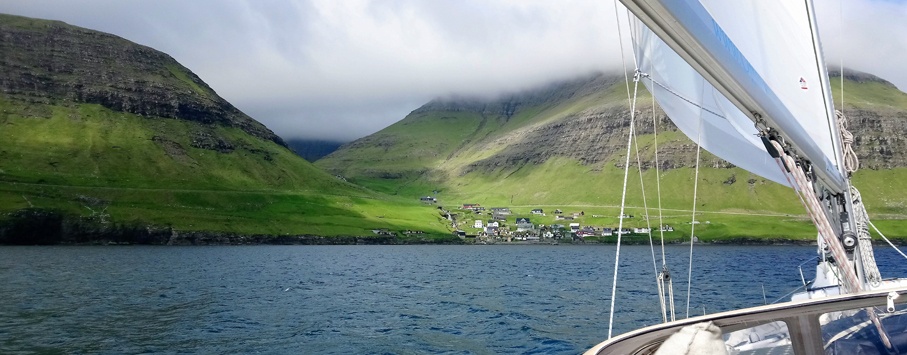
0 13 450 243
318 70 907 241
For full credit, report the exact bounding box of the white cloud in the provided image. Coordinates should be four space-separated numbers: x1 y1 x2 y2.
816 0 907 91
0 0 904 141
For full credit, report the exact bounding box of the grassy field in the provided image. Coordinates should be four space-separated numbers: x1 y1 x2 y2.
0 182 450 236
5 72 907 242
0 99 450 239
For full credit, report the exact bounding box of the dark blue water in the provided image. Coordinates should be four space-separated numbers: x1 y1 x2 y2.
1 245 905 354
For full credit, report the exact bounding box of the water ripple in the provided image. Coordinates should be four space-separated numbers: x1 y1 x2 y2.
0 245 905 354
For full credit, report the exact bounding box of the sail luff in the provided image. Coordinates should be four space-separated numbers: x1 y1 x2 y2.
805 0 845 178
619 0 847 194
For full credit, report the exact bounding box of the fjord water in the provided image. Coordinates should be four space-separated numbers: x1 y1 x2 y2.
2 245 905 354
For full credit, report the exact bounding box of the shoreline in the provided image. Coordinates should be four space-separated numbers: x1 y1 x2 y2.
2 209 903 246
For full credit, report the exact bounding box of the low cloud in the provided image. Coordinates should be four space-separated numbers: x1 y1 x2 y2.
0 0 904 142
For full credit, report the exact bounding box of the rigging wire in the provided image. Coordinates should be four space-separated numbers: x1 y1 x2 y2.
622 7 662 309
625 8 674 322
868 220 907 261
608 77 640 339
648 78 675 322
622 1 657 285
630 79 659 281
685 109 703 319
652 91 667 270
607 0 633 339
839 0 845 111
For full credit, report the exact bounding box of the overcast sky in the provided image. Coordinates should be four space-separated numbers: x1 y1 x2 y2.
1 1 905 142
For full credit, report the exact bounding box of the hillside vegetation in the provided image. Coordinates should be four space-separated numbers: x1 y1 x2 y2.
319 71 907 241
0 13 450 243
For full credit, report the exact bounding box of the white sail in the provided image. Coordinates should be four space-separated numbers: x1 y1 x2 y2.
633 24 791 186
625 0 845 192
703 0 840 174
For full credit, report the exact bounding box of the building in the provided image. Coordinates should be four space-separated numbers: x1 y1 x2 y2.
531 209 544 215
490 207 511 215
515 218 533 231
601 228 613 236
420 196 437 203
474 220 483 229
577 227 596 238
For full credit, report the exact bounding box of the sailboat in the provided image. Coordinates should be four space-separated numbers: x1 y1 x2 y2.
586 0 907 354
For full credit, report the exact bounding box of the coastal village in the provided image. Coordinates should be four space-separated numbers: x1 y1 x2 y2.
416 197 684 244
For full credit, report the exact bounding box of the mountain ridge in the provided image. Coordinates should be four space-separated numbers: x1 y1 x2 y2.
0 13 450 242
317 69 907 221
0 13 285 147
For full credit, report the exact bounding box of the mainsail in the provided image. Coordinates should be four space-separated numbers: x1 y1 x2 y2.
622 0 882 297
625 0 846 193
588 2 907 353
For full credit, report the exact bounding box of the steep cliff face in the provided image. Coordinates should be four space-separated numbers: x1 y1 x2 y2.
0 13 355 193
318 69 907 202
0 13 443 240
0 13 284 146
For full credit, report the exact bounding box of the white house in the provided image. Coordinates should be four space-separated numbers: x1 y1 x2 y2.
487 221 500 228
474 220 483 229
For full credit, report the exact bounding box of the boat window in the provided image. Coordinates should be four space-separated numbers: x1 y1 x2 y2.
820 303 907 354
723 320 793 354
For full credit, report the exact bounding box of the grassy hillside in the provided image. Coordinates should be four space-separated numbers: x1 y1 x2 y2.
319 71 907 241
0 14 449 242
0 99 450 238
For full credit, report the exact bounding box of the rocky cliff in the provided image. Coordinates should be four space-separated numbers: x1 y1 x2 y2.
415 69 907 173
318 69 907 205
0 13 285 146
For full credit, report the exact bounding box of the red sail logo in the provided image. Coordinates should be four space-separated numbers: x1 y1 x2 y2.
800 77 808 90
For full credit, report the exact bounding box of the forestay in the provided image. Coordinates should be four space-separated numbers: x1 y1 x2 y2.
627 0 844 191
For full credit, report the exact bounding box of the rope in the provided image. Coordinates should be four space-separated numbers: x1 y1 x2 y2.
771 140 893 348
837 110 859 174
685 103 704 319
851 186 882 287
771 140 861 293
